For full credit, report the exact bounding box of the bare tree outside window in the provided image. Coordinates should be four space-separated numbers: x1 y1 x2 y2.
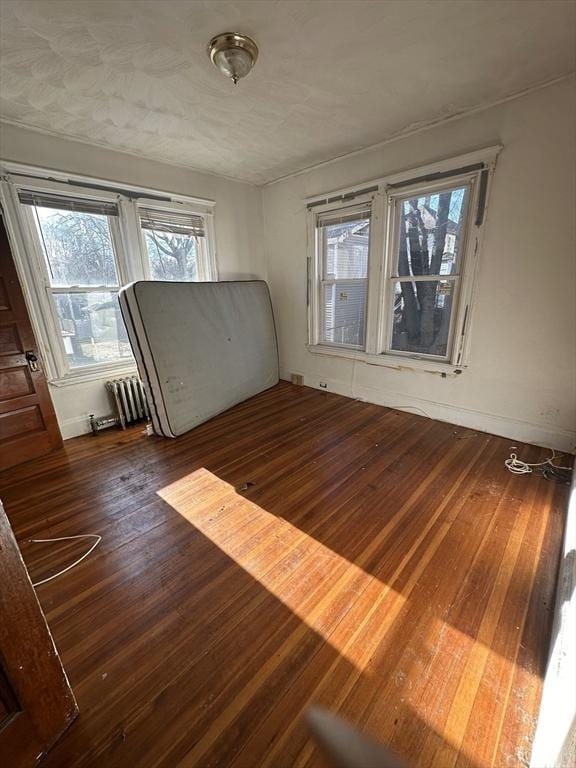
37 208 118 286
390 185 469 358
34 207 131 367
144 229 199 281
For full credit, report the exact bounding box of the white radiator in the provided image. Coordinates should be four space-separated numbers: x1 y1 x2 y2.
106 375 150 429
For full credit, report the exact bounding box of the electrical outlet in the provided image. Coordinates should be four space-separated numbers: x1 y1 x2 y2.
319 381 328 389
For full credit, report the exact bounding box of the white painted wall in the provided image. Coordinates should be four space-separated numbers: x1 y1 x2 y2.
2 79 575 449
0 123 266 438
262 77 576 451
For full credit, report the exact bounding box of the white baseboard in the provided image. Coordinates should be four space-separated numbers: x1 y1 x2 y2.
59 414 94 440
62 375 575 452
281 370 576 453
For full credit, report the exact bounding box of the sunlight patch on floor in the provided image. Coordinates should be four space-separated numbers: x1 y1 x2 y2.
397 610 538 768
157 467 406 669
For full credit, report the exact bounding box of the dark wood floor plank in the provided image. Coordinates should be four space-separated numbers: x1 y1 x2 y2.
0 381 568 768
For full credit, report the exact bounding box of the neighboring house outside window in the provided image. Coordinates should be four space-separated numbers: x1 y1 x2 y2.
0 171 216 385
319 208 370 348
307 147 500 371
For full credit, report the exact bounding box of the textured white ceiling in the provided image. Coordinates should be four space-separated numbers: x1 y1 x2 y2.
0 0 574 184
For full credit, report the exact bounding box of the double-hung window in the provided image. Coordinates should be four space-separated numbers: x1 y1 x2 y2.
317 202 371 348
18 191 131 370
384 179 472 361
308 148 500 370
138 206 211 282
1 170 216 384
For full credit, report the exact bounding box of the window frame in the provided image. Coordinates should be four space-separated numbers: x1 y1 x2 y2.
20 185 130 378
381 173 478 363
315 198 374 351
0 170 217 385
307 146 501 373
135 199 217 283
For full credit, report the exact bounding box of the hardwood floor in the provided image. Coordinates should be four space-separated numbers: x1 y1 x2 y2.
0 382 569 768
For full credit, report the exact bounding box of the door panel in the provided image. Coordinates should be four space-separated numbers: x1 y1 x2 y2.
0 215 62 470
0 364 35 400
1 404 45 440
0 500 78 766
0 323 22 354
0 667 19 727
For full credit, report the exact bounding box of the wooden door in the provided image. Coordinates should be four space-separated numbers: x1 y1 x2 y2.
0 500 78 766
0 214 62 470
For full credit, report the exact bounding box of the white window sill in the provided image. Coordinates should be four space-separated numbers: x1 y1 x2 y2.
49 362 138 387
307 344 465 376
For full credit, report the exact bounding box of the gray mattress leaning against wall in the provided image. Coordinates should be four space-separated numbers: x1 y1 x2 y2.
118 280 279 437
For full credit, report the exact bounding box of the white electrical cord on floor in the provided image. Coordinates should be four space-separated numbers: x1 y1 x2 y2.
505 449 571 476
29 534 102 587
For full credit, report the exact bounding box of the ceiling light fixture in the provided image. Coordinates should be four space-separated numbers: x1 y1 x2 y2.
208 32 259 85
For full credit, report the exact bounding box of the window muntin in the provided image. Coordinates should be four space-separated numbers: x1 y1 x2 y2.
30 202 131 369
317 205 371 349
385 181 473 360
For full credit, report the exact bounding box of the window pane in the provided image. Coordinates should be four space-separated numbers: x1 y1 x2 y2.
143 229 199 281
34 207 119 287
323 218 369 279
323 280 366 347
390 280 455 358
54 292 132 368
397 186 469 277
